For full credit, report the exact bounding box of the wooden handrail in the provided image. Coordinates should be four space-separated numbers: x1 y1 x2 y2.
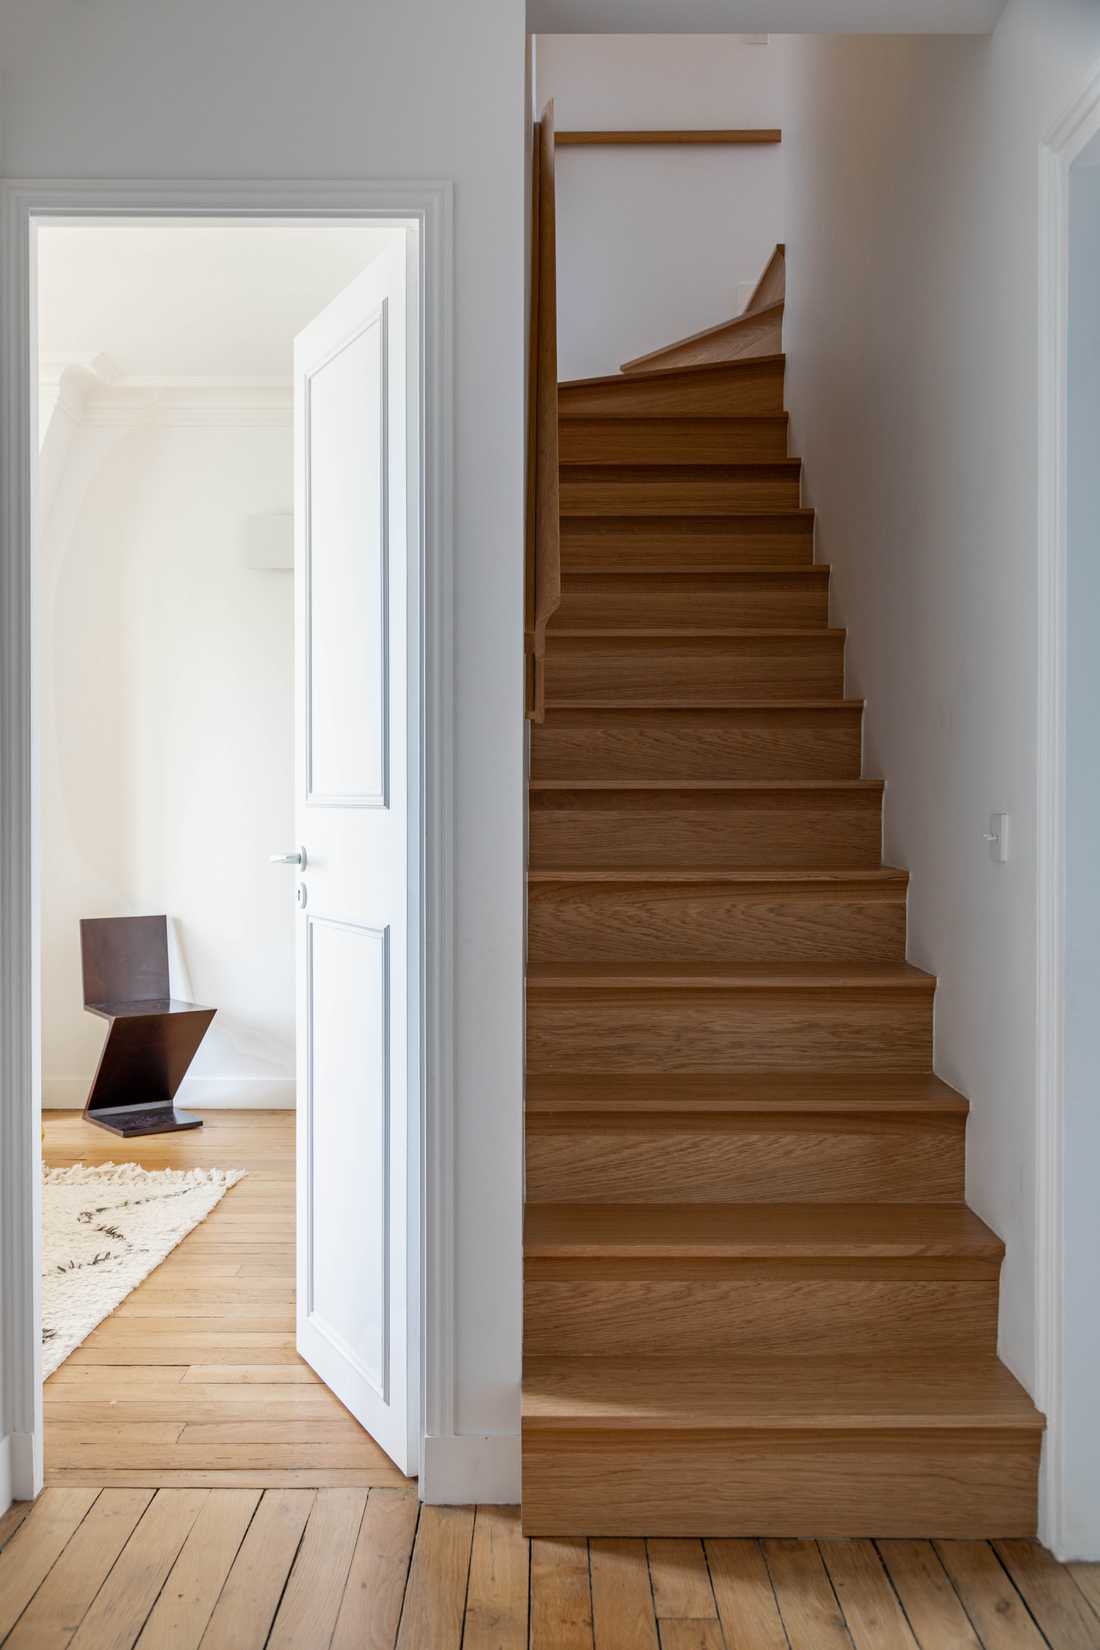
526 101 561 721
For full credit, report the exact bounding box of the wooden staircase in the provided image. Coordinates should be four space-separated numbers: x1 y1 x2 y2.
522 329 1044 1535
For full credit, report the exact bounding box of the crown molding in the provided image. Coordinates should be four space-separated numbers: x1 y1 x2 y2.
43 363 292 431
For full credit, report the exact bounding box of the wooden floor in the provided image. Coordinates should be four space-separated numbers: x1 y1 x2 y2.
42 1109 405 1489
3 1494 1100 1650
23 1113 1100 1648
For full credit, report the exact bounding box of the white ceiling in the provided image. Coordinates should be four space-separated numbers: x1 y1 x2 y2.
37 223 398 385
529 1 1006 31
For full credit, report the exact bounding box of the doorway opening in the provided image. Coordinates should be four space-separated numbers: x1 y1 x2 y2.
31 214 424 1493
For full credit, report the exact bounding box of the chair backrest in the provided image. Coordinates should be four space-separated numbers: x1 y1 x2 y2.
81 915 170 1007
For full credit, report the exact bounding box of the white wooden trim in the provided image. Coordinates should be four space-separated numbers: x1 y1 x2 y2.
1035 61 1100 1560
0 178 455 1509
420 1433 522 1506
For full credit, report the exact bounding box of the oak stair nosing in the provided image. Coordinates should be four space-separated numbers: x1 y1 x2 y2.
525 1071 966 1116
521 1356 1042 1434
526 865 906 883
560 570 834 584
523 1201 1004 1261
547 626 841 640
530 778 882 791
540 698 863 712
527 961 934 992
559 459 802 480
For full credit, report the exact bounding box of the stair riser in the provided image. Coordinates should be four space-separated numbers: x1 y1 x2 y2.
529 796 883 870
525 1119 964 1203
521 1433 1039 1538
525 988 932 1071
545 637 844 703
562 518 814 571
524 1274 997 1358
553 576 828 630
527 886 906 963
559 417 790 465
559 361 784 418
530 713 863 781
560 474 801 516
525 1272 996 1363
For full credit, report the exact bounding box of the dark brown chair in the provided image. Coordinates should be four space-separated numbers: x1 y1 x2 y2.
80 915 215 1136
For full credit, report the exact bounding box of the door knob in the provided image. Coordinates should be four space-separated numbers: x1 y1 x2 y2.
270 847 307 868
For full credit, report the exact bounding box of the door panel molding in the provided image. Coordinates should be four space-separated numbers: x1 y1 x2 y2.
0 177 454 1505
304 301 391 809
303 915 391 1405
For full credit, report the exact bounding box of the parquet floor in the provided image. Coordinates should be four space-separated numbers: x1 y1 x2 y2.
2 1495 1100 1649
42 1109 402 1488
11 1111 1096 1648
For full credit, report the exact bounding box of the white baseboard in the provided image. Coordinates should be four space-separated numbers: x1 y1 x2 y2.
8 1433 38 1503
419 1434 521 1505
0 1433 36 1511
43 1077 296 1110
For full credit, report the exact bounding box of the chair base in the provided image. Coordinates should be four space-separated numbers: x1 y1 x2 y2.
85 1105 204 1138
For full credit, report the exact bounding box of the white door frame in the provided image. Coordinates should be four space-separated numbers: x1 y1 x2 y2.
0 179 455 1505
1035 61 1100 1559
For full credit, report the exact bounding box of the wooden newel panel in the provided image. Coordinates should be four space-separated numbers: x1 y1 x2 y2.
526 100 560 721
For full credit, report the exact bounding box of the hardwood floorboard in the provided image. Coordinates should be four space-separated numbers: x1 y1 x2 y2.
3 1498 1093 1649
463 1505 530 1650
132 1489 259 1650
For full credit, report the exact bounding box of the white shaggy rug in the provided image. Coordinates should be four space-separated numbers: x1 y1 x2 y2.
42 1161 246 1379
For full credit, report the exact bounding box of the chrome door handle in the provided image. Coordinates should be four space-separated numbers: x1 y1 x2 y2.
270 847 307 868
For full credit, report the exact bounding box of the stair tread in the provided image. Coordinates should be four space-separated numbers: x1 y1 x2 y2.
527 961 934 991
524 1201 1002 1260
565 507 815 520
530 778 882 791
525 1071 966 1114
561 353 786 393
522 1355 1043 1431
527 866 907 884
549 627 843 639
542 699 863 712
619 299 786 377
560 413 790 427
562 566 829 579
560 461 802 477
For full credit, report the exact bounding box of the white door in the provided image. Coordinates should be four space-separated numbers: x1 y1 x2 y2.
292 237 419 1474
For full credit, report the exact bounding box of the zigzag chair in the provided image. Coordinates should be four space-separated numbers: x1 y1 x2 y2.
80 915 215 1137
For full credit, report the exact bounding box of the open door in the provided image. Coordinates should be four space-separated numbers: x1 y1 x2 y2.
291 237 419 1475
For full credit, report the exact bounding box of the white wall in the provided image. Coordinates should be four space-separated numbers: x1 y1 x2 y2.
534 35 785 379
780 1 1100 1550
1064 150 1100 1559
0 0 525 1505
39 376 296 1111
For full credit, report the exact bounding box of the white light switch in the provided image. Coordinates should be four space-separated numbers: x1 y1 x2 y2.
986 812 1010 864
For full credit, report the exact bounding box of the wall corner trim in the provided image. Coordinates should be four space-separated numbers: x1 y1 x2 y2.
1035 56 1100 1562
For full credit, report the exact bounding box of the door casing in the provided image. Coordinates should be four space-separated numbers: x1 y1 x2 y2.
0 181 455 1505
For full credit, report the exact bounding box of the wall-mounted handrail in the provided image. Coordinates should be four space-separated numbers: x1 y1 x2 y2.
525 100 560 722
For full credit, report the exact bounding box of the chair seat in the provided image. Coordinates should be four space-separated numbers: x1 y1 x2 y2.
85 997 214 1021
